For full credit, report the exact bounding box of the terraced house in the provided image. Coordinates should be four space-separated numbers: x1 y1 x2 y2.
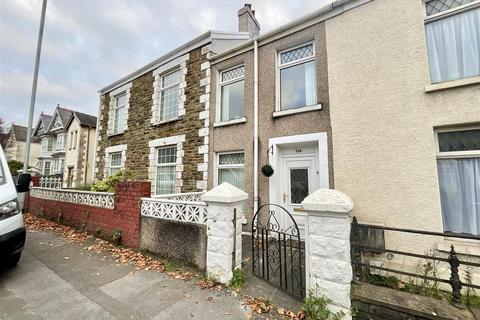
208 0 480 243
94 5 259 195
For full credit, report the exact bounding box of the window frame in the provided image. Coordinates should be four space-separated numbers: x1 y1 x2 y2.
435 126 480 159
217 64 246 123
159 68 181 122
423 1 480 85
108 151 122 177
275 41 317 112
113 92 127 134
155 145 177 195
43 161 51 176
56 133 66 150
215 151 245 189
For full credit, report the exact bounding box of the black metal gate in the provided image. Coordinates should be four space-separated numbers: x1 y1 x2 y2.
251 204 305 299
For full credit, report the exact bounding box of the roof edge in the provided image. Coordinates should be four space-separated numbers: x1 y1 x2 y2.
211 0 372 62
99 30 250 94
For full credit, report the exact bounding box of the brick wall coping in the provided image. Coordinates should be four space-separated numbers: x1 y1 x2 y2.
30 187 115 209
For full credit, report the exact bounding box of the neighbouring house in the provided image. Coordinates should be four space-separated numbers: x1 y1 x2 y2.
33 106 97 187
209 0 479 272
93 8 257 195
4 124 41 167
63 111 97 188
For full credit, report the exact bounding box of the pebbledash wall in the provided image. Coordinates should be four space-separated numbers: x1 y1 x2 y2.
27 177 150 248
95 46 211 194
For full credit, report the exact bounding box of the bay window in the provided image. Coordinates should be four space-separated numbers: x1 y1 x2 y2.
278 43 317 111
219 65 245 122
160 69 181 121
56 134 66 150
436 128 480 235
217 152 245 190
155 146 177 194
425 1 480 83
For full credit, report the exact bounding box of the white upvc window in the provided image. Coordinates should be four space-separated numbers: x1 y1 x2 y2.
424 0 480 83
436 127 480 235
159 69 181 122
56 133 66 150
42 137 54 152
277 42 317 111
60 159 65 174
219 65 245 122
109 152 122 176
113 93 127 134
155 146 177 195
216 152 245 190
44 161 51 176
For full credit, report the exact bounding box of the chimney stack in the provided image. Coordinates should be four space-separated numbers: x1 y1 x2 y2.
238 4 260 38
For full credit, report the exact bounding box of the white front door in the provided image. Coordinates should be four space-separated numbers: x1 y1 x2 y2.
279 147 319 236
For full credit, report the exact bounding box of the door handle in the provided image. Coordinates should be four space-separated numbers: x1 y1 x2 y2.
283 193 288 203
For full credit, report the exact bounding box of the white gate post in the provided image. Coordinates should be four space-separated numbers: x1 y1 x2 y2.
201 182 248 284
301 189 354 319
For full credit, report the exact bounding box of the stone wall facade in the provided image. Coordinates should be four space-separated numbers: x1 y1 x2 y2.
95 46 210 194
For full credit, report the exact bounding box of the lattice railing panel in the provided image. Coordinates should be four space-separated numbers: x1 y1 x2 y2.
152 192 204 202
141 198 207 225
425 0 474 15
30 187 115 209
40 176 63 189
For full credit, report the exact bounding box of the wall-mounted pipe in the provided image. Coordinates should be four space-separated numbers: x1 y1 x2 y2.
253 40 259 215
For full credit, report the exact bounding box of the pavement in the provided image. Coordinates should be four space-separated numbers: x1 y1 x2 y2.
0 229 256 320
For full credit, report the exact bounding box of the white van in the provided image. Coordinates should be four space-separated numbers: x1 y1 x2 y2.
0 146 30 268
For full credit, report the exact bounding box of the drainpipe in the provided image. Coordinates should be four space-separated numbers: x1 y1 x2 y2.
253 40 259 215
84 126 91 185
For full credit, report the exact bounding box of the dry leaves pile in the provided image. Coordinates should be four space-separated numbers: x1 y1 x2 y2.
25 214 90 243
196 278 225 291
242 296 305 319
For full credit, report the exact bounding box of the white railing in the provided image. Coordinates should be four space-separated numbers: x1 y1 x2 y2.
40 176 63 189
141 197 207 225
30 187 115 209
152 192 204 202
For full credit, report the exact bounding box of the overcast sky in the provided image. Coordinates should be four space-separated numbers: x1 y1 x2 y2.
0 0 331 127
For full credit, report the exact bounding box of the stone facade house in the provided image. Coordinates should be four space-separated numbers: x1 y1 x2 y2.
33 106 97 187
94 9 258 195
4 124 41 167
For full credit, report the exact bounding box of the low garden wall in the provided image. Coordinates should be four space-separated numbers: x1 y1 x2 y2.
139 196 208 270
27 180 151 247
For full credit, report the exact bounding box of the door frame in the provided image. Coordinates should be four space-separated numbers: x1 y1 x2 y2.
268 132 329 207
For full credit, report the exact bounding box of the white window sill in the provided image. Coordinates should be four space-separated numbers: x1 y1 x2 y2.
273 104 322 118
437 238 480 257
213 117 247 127
108 131 125 138
425 75 480 93
152 117 181 126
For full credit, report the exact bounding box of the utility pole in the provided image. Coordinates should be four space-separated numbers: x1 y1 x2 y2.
23 0 47 173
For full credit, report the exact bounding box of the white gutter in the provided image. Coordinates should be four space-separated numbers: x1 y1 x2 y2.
253 40 259 214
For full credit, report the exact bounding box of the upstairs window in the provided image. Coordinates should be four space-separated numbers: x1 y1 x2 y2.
436 128 480 235
425 1 480 83
109 152 122 176
113 93 127 134
160 69 181 121
219 65 245 122
278 43 317 111
155 146 177 194
42 137 54 152
56 134 66 150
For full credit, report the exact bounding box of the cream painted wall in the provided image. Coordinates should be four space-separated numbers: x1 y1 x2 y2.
5 137 41 167
64 120 80 187
325 0 480 263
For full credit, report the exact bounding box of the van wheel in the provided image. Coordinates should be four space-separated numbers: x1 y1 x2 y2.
6 252 22 268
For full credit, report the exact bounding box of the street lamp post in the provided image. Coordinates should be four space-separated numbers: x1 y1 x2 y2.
23 0 47 173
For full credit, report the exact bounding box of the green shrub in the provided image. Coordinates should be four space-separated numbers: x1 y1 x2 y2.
90 170 133 192
302 289 345 320
74 183 92 191
112 227 122 245
228 268 247 290
7 160 23 175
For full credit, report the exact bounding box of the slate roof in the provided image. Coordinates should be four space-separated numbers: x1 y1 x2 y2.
10 124 40 143
74 111 97 128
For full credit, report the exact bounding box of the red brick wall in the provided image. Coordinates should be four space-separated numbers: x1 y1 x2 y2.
27 181 151 248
